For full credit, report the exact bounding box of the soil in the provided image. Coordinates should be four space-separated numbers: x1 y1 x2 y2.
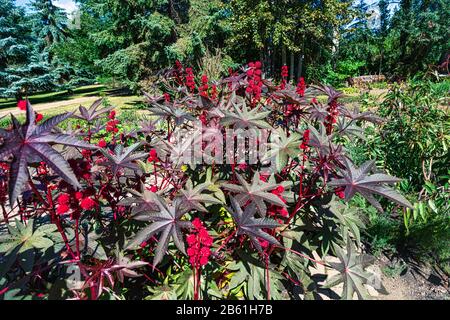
375 254 449 300
307 252 449 300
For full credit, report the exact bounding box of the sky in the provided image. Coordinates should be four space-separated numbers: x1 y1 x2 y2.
14 0 398 17
15 0 78 13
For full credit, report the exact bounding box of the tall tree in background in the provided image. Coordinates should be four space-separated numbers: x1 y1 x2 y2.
75 0 179 90
0 0 57 99
225 0 353 81
336 0 449 80
336 0 379 78
385 0 450 77
0 0 29 98
165 0 230 63
31 0 68 51
73 0 231 90
51 9 101 87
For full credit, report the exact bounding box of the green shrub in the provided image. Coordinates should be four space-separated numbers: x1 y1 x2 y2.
346 81 450 274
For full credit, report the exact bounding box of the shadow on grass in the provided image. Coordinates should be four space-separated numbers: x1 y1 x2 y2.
0 85 108 110
121 100 146 110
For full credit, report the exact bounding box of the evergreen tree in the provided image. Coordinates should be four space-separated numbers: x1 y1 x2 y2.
75 0 179 90
31 0 68 51
0 0 29 98
386 0 450 76
0 0 55 99
30 0 72 88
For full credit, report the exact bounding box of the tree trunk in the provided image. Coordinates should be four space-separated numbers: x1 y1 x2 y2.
297 53 304 80
289 52 295 82
297 40 305 80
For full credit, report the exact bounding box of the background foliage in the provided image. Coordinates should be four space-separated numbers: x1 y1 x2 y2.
1 0 449 97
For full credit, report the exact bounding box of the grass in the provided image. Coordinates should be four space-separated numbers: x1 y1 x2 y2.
0 85 110 109
0 85 144 127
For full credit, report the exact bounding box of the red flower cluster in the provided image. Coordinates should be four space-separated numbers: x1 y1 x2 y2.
17 100 27 111
284 103 301 117
262 179 289 219
199 110 208 125
299 129 310 150
280 65 288 90
56 191 97 215
98 139 107 148
80 197 96 210
146 185 158 193
163 93 170 102
106 110 119 133
199 74 209 97
185 67 196 92
187 218 213 268
325 99 339 134
56 193 71 215
281 65 289 78
296 77 306 97
245 61 263 103
334 187 345 199
148 149 159 162
211 84 217 100
172 60 184 85
37 161 48 175
36 113 43 123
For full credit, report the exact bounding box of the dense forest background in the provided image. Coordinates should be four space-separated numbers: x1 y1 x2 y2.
1 0 449 98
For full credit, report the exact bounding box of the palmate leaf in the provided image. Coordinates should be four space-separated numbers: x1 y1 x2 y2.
119 183 160 215
0 219 57 254
308 123 334 156
178 179 223 212
222 172 286 217
167 127 202 168
106 247 148 284
329 158 413 212
221 99 272 130
307 103 329 122
272 85 319 106
312 85 343 104
100 142 148 175
341 107 383 124
336 117 365 140
228 197 281 252
316 201 366 254
126 195 192 266
145 98 196 125
0 101 97 206
73 99 114 122
325 239 386 300
227 250 287 299
0 219 58 274
263 128 302 172
136 117 160 136
202 167 226 203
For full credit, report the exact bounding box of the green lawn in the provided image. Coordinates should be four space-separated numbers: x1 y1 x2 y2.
0 85 112 109
0 85 145 127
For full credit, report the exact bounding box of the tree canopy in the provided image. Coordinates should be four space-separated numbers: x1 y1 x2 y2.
0 0 448 98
